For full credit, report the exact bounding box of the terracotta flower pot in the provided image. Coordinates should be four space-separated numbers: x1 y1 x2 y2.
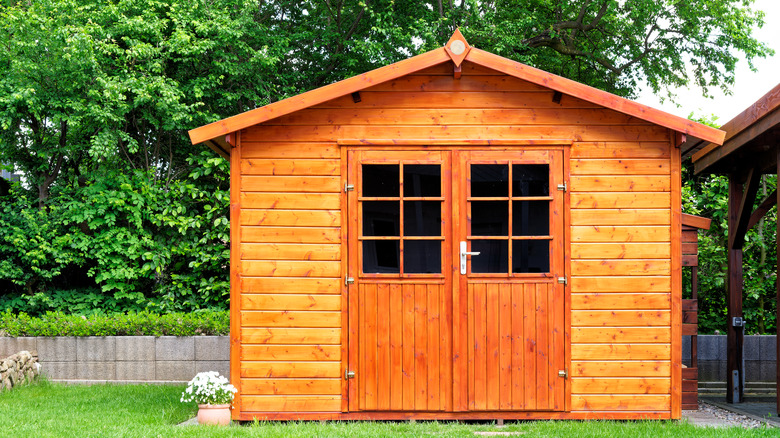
197 404 231 425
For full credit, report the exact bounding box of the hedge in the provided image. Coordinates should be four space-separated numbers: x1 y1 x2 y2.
0 310 229 337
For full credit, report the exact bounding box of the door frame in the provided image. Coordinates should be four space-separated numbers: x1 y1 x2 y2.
342 142 572 414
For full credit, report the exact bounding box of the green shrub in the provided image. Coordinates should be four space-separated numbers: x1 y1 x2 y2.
0 310 229 337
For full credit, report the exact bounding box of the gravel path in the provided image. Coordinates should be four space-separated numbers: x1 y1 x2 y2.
694 401 768 428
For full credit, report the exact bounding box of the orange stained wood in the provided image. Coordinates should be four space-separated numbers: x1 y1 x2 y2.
570 175 671 192
571 293 671 310
234 411 674 421
214 38 688 419
241 328 341 344
571 327 672 343
242 379 341 395
571 378 671 394
570 243 671 259
188 32 724 147
229 129 242 418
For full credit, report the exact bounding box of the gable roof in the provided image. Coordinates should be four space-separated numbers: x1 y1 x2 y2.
189 31 725 151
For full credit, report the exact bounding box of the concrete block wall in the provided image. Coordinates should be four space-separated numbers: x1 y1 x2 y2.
1 334 774 384
683 335 777 382
0 336 229 383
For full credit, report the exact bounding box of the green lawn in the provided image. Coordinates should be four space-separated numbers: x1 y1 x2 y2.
0 380 776 437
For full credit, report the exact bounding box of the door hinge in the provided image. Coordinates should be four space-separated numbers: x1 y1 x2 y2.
557 277 567 285
557 183 567 192
345 370 355 380
344 183 354 192
345 276 355 286
558 369 568 379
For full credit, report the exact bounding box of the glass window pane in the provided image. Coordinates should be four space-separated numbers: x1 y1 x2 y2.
363 164 399 197
471 201 508 236
403 241 441 274
363 201 399 236
512 201 550 236
512 164 549 196
471 240 508 273
404 201 441 236
404 165 441 197
513 240 549 273
363 241 400 274
471 164 508 197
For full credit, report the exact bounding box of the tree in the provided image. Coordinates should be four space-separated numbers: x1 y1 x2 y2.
0 0 773 313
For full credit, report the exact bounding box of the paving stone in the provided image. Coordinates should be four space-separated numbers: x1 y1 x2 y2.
77 337 116 361
156 361 195 381
195 336 229 361
37 337 77 362
743 336 760 361
156 337 194 361
115 336 155 361
77 362 116 380
759 336 777 362
116 361 155 381
195 360 230 378
39 361 78 380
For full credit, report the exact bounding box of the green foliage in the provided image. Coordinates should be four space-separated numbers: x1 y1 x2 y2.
1 382 778 436
0 0 774 318
0 310 229 337
682 161 777 334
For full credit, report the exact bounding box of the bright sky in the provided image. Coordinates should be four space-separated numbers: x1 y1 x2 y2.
635 0 780 125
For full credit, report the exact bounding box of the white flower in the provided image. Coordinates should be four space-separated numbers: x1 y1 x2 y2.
180 371 236 405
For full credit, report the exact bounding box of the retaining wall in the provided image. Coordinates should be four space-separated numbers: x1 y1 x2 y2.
0 335 774 384
0 336 228 383
684 335 776 382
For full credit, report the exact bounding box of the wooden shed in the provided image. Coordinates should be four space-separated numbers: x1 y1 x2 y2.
188 31 725 421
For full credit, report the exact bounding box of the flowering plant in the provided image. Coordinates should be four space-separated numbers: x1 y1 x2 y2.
180 371 237 405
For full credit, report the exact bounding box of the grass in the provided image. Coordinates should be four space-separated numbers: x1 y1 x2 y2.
0 379 777 437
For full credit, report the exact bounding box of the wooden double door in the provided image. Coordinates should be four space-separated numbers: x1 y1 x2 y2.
346 148 566 413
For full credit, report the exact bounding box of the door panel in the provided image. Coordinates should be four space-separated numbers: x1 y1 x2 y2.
456 150 565 412
348 148 565 413
347 150 452 412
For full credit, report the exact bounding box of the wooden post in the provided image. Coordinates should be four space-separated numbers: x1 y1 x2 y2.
776 148 780 413
691 266 698 371
727 174 744 403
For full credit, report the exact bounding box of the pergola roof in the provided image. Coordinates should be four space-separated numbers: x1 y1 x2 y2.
690 83 780 175
189 30 725 156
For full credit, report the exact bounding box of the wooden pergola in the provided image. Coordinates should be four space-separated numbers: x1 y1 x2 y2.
684 84 780 409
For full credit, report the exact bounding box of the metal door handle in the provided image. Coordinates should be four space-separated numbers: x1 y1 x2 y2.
460 241 480 274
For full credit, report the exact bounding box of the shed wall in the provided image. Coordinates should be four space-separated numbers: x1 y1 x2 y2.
235 61 676 418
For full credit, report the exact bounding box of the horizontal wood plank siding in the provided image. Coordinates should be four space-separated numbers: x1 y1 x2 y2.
569 139 673 414
235 63 675 416
239 138 343 413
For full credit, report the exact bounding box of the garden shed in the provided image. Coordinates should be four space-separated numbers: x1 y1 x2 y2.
188 31 725 421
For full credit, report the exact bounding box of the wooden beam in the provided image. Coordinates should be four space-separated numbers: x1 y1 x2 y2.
464 48 725 145
727 174 745 404
729 167 761 250
746 190 778 231
692 84 780 165
694 107 780 174
204 139 230 159
188 48 452 144
681 213 711 230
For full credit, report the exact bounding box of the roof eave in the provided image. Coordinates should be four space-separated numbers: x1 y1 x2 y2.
189 48 452 145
